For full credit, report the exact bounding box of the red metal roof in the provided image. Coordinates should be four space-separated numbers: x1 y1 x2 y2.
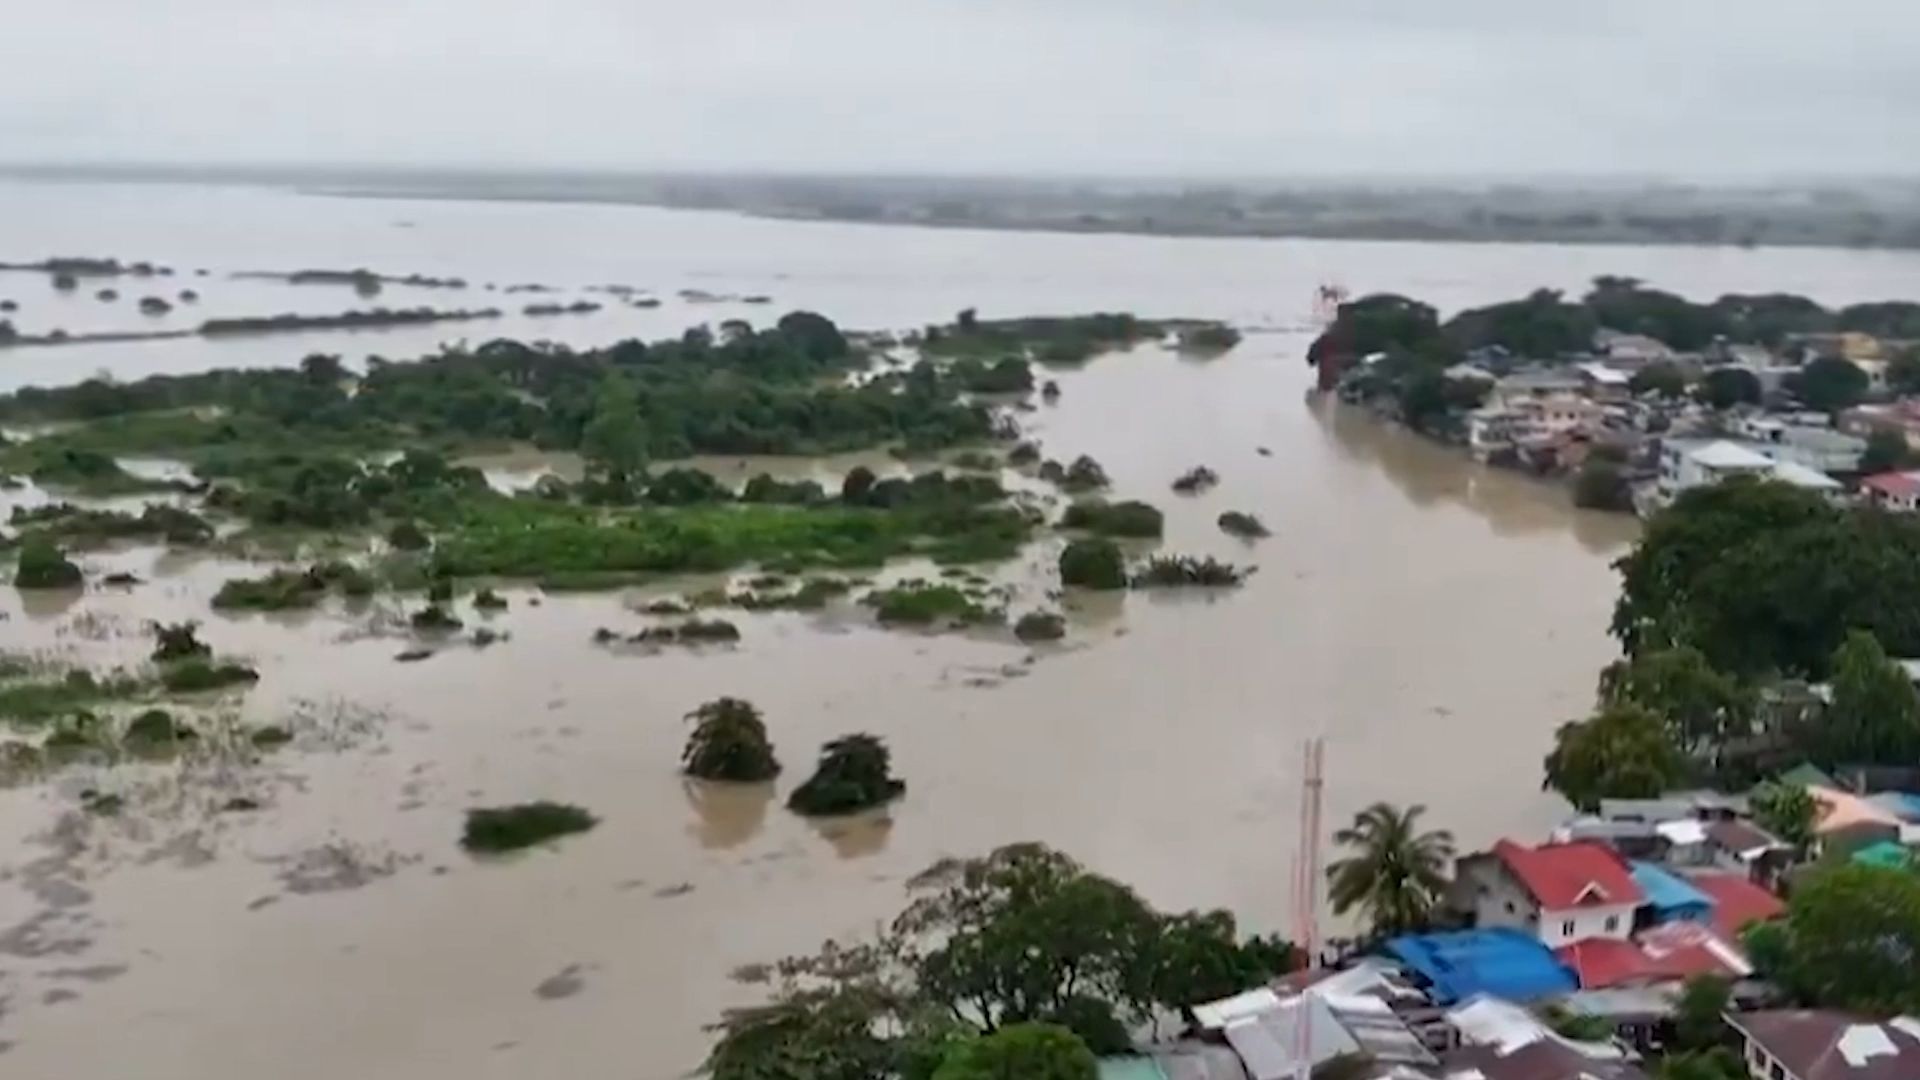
1634 921 1752 980
1864 471 1920 498
1555 938 1656 989
1493 839 1646 909
1690 872 1786 940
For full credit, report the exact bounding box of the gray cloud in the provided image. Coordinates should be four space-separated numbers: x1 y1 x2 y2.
3 0 1917 176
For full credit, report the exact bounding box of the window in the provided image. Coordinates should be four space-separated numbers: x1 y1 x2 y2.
1561 919 1576 937
1604 914 1619 932
1504 901 1515 914
1770 1062 1784 1080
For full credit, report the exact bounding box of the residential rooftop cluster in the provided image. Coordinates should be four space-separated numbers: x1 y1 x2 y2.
1093 764 1920 1080
1319 283 1920 519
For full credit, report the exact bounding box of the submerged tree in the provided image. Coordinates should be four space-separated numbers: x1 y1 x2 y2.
1543 703 1685 811
148 620 212 663
580 371 647 485
14 537 81 589
788 733 904 815
1325 802 1455 940
682 697 781 782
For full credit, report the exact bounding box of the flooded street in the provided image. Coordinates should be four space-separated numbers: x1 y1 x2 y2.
0 180 1916 1077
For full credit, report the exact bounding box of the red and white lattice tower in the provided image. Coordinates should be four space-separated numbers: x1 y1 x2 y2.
1290 737 1326 1080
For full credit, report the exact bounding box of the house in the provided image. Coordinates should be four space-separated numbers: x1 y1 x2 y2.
1652 439 1842 509
1808 786 1904 855
1862 471 1920 512
1725 416 1866 475
1629 861 1713 926
1725 1009 1920 1080
1443 1038 1652 1080
1596 330 1676 367
1842 402 1920 451
1384 928 1579 1004
1578 362 1635 402
1467 394 1605 463
1453 840 1645 948
1704 819 1794 883
1688 872 1786 941
1491 369 1590 405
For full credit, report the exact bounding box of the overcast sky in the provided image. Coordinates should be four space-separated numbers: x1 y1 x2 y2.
5 0 1918 177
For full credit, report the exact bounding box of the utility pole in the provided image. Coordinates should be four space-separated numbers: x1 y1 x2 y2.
1291 737 1326 1080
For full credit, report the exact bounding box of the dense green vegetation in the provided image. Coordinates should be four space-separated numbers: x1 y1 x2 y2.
865 582 999 627
1611 478 1920 680
14 537 82 588
1057 539 1127 590
212 561 374 610
461 802 598 853
1171 466 1218 494
682 697 780 782
13 502 213 546
931 1024 1096 1080
1059 499 1163 538
1746 863 1920 1016
705 844 1294 1077
921 311 1182 366
1130 555 1247 588
787 733 905 815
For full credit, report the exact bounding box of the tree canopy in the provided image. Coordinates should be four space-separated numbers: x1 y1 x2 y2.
930 1024 1096 1080
1785 357 1869 413
1747 863 1920 1016
1698 367 1762 410
1611 478 1920 679
1597 647 1751 760
706 844 1295 1078
1543 703 1686 811
1813 631 1920 767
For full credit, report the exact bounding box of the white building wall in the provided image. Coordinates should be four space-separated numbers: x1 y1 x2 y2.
1535 902 1638 948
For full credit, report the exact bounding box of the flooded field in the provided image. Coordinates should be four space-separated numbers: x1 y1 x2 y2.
1 179 1917 1077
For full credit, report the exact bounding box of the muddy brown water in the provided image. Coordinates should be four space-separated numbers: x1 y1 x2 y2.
3 179 1920 1077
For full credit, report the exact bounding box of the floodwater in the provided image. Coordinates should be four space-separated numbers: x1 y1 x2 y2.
0 179 1918 1078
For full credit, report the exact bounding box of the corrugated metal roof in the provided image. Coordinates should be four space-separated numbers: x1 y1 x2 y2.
1151 1042 1250 1080
1098 1057 1172 1080
1630 860 1713 916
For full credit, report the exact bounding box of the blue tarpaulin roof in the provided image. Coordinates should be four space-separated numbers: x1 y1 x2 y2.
1630 860 1713 920
1870 792 1920 823
1383 928 1577 1005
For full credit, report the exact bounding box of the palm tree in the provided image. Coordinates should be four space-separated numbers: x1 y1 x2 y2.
1325 802 1455 940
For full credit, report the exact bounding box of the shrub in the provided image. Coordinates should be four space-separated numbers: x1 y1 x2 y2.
787 733 905 816
1132 555 1248 588
160 659 260 692
1217 511 1270 539
387 520 431 551
15 538 82 589
1172 466 1220 493
1058 539 1126 590
213 567 329 610
682 697 780 781
866 582 995 625
1008 441 1042 465
1013 611 1067 642
1058 455 1109 492
472 587 508 610
409 604 464 632
1061 499 1163 538
124 708 194 745
461 802 597 853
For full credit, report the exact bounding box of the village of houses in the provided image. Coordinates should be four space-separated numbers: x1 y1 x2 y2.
1082 332 1920 1080
1100 779 1920 1080
1412 328 1920 516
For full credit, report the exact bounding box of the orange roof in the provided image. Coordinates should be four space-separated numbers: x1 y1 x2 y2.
1810 786 1903 835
